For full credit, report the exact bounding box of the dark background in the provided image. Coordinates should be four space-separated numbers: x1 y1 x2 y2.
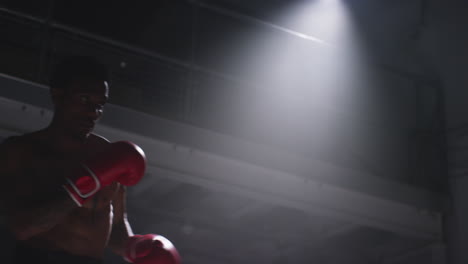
1 0 467 263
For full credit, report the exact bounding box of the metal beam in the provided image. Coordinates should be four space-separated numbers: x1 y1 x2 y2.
0 93 444 239
193 0 329 45
0 7 261 89
0 73 446 239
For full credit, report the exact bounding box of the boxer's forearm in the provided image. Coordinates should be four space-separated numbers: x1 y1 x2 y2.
108 184 132 256
9 194 77 240
108 218 133 256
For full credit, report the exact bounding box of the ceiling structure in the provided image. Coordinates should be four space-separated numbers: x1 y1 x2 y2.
0 0 453 263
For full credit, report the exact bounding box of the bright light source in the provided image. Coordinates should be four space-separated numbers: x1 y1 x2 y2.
209 0 375 156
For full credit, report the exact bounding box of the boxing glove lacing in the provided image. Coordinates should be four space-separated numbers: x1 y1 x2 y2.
63 163 101 206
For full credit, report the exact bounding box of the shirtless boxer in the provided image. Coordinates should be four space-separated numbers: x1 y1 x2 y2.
0 56 180 264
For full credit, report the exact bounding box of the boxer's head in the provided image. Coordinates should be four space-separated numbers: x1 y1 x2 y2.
49 56 110 139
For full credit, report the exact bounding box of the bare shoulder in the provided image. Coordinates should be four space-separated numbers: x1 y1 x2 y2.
85 133 111 157
0 136 23 171
89 133 110 144
88 133 110 147
0 133 42 193
0 130 63 177
1 134 31 149
0 133 37 165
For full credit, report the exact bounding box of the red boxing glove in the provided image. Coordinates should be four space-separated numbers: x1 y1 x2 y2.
124 234 181 264
63 141 146 206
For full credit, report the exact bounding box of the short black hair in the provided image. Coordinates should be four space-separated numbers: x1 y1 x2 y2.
50 56 110 91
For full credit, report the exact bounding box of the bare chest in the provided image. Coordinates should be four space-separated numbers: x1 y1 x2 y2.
46 183 118 246
22 143 104 193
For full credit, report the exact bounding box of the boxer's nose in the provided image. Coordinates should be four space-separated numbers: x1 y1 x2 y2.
86 104 103 120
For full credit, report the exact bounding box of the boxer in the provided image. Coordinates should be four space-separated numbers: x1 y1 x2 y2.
0 56 180 264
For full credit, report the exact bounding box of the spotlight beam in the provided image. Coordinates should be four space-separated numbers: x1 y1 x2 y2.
0 75 445 240
193 0 330 45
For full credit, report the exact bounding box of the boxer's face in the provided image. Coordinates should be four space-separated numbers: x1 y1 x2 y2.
55 80 109 140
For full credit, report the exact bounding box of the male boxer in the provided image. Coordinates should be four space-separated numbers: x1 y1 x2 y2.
0 56 180 264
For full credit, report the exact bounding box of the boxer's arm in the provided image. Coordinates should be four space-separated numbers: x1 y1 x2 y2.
108 184 133 256
9 190 77 240
0 139 77 240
